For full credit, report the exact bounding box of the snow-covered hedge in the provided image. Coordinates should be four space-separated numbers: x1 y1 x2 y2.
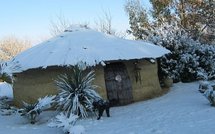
148 23 215 82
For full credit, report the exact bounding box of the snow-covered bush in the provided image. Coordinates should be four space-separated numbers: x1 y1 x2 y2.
55 65 101 118
0 60 21 84
199 81 210 93
48 113 85 134
204 87 215 106
0 81 15 115
148 23 215 82
0 96 11 110
196 45 215 80
18 95 55 124
0 96 16 116
0 62 12 84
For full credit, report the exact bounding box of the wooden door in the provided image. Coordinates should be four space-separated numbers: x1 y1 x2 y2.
104 62 133 106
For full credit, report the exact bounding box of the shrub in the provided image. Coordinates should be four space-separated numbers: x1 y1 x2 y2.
199 81 210 93
204 87 215 106
0 96 16 116
148 23 215 82
0 62 12 84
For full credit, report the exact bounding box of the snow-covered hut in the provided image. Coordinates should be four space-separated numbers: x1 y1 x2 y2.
10 26 170 107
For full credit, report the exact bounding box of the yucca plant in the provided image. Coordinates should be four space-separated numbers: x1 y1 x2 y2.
55 65 101 118
18 102 40 124
18 95 55 124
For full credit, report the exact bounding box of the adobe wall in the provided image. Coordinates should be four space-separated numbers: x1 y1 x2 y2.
124 59 162 102
13 59 161 107
13 66 107 107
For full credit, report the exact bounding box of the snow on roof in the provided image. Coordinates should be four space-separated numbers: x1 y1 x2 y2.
10 25 170 73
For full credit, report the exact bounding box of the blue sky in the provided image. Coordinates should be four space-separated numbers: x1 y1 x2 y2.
0 0 151 42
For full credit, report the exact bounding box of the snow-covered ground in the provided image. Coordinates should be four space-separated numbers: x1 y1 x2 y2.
0 82 13 98
1 82 215 134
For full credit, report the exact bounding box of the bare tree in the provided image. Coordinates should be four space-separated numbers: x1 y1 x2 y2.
0 36 31 61
95 10 127 38
95 10 116 35
49 14 72 36
50 12 126 38
49 14 91 37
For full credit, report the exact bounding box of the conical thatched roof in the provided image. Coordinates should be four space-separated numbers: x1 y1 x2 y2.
10 26 170 73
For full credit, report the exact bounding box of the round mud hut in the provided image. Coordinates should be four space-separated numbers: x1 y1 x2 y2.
10 26 170 107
